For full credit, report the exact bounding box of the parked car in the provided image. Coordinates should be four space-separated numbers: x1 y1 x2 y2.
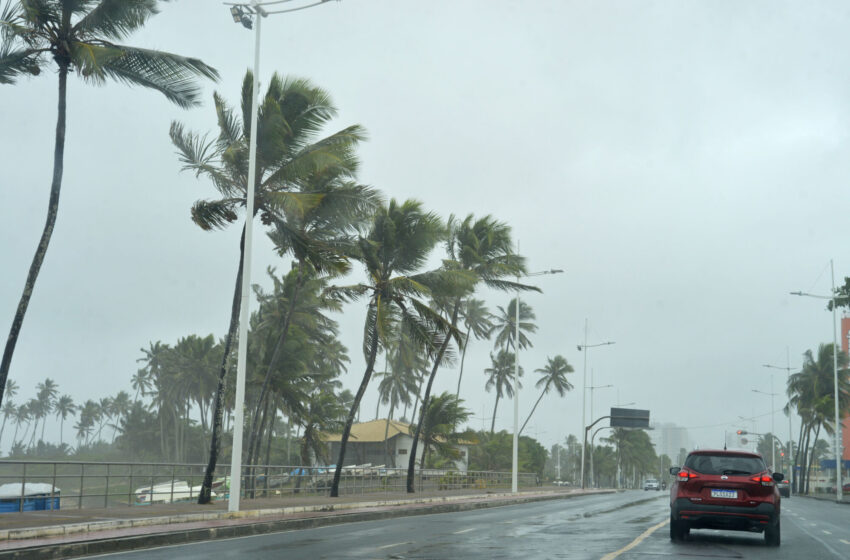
643 479 660 491
669 449 782 546
777 479 790 498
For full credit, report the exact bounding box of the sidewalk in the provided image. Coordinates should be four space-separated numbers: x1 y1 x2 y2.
0 487 614 558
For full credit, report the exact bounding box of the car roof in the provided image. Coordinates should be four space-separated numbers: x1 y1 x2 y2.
687 449 762 458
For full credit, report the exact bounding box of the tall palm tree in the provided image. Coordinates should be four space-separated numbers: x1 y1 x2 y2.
485 350 522 434
329 199 458 497
110 391 131 442
53 395 76 447
171 72 365 504
520 355 574 435
3 379 17 402
245 176 379 468
407 215 532 493
455 298 494 399
131 369 151 402
0 400 15 450
10 401 27 446
0 1 218 408
492 298 538 353
35 377 58 442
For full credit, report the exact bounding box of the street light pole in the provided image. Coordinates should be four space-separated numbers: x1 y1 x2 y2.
764 348 795 493
511 260 563 493
790 258 843 503
751 388 777 470
225 0 332 514
578 323 615 490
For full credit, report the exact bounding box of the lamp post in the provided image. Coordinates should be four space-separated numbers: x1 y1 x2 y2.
577 321 615 490
224 0 332 514
586 380 612 488
763 349 795 494
751 388 778 470
512 265 564 493
790 258 843 503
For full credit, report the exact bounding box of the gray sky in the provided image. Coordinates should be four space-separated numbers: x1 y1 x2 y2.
3 0 850 455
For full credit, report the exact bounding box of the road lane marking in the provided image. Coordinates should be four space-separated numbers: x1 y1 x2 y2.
453 528 475 534
841 539 850 545
599 519 668 560
823 530 832 535
377 542 412 550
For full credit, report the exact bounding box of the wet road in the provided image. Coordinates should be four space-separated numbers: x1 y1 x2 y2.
91 491 850 559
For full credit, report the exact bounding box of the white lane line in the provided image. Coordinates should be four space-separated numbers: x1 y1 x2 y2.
453 528 475 534
841 539 850 545
600 519 668 560
823 530 832 535
377 542 412 550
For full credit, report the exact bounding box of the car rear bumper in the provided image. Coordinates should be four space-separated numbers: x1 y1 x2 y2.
672 498 778 531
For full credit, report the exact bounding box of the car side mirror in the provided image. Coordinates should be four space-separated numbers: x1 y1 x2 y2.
772 472 784 482
669 467 680 476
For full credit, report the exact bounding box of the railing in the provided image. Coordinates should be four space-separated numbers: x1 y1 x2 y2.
0 461 537 512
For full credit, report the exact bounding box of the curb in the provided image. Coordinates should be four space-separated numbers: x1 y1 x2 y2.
0 490 614 559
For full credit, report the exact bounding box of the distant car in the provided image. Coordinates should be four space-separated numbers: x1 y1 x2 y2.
644 479 660 491
777 479 790 498
669 449 782 546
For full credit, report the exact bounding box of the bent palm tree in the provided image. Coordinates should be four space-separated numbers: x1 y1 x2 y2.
329 199 461 497
0 0 218 408
171 72 365 503
520 355 574 435
417 392 470 468
485 350 522 434
455 298 494 399
406 215 532 492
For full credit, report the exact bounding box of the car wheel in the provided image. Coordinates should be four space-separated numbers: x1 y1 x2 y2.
764 520 780 547
670 516 687 541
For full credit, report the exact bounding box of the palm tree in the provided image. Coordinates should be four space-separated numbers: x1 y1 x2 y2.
417 392 471 468
131 369 152 402
786 343 850 493
455 298 494 399
110 391 131 443
3 379 17 402
407 214 530 493
492 298 538 353
485 350 522 434
0 401 15 451
375 333 423 466
171 72 365 504
520 355 574 435
0 1 218 408
329 199 457 497
35 378 58 442
53 395 76 447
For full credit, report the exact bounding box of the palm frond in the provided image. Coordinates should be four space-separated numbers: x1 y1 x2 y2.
190 198 241 231
72 0 159 40
0 44 42 83
101 44 219 108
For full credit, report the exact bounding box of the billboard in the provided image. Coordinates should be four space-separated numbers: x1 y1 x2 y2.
610 408 650 429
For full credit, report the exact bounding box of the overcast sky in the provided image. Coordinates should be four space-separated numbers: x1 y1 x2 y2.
3 0 850 456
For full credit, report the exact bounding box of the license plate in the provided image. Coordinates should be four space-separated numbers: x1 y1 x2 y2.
710 489 737 499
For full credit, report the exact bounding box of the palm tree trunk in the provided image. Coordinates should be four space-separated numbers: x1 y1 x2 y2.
806 423 820 494
198 226 245 504
491 394 500 434
793 420 805 493
246 262 304 471
384 403 395 467
455 328 472 400
1 415 8 447
0 64 69 410
330 319 380 498
59 417 64 447
407 303 460 493
520 384 549 436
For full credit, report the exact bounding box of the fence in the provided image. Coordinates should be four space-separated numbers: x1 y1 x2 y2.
0 461 537 512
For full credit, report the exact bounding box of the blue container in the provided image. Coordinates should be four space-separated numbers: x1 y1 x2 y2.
0 494 60 513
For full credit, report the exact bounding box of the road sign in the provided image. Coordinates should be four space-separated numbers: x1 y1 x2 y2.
610 408 650 429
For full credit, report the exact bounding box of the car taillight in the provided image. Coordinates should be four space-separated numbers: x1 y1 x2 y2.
677 469 697 481
751 474 774 487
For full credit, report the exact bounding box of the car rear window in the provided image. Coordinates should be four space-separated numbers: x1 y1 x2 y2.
684 454 765 475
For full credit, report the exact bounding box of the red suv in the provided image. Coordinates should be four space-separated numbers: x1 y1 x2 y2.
669 449 783 546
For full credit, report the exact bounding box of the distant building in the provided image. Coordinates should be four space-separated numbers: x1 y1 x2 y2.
323 419 470 472
650 422 691 461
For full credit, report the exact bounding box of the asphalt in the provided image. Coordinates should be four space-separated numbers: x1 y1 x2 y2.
0 487 615 559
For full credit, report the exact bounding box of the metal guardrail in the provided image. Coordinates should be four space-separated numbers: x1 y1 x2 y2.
0 461 537 512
